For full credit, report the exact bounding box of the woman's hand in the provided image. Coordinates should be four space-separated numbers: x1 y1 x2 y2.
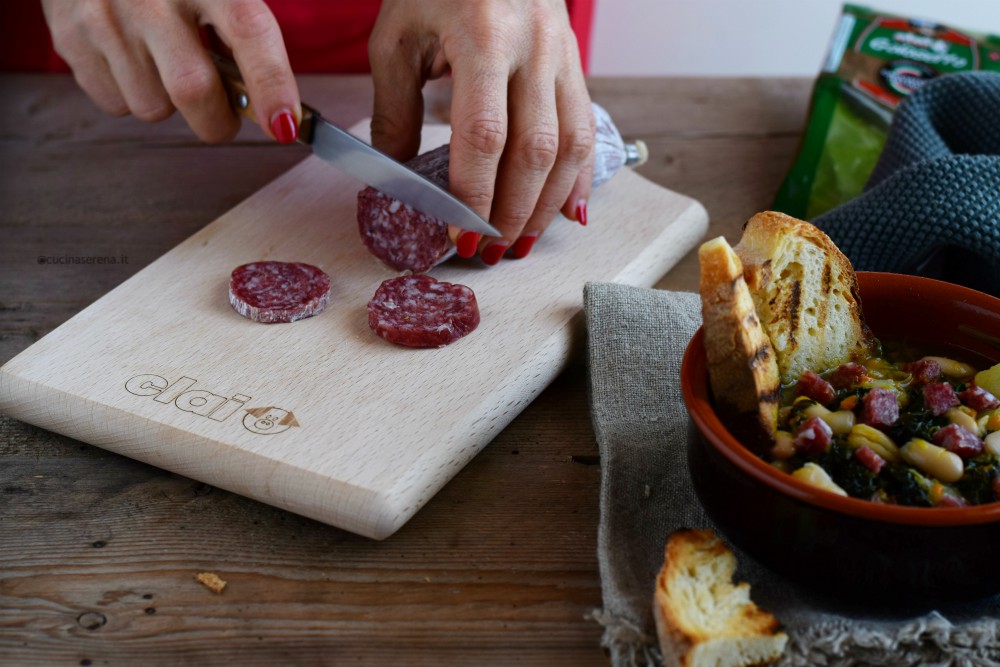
369 0 595 263
40 0 301 144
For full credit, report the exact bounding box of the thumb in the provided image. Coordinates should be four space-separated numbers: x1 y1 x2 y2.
369 36 425 160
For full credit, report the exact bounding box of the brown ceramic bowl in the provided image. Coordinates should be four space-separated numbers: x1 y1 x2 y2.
682 272 1000 603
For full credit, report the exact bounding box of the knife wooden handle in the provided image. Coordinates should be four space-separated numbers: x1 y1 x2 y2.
211 53 256 121
212 53 315 141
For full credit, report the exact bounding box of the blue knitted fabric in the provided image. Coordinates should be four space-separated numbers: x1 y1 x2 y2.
815 72 1000 297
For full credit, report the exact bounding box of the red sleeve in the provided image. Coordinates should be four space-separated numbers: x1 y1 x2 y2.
0 0 594 74
264 0 382 74
267 0 594 73
0 4 71 72
567 0 595 72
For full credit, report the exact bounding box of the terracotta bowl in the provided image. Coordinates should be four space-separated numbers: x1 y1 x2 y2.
682 272 1000 602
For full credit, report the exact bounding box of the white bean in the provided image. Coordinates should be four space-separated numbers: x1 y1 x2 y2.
792 463 848 496
803 401 855 435
985 431 1000 457
977 414 990 434
770 431 796 460
900 439 963 483
825 410 856 436
802 401 830 419
847 424 900 462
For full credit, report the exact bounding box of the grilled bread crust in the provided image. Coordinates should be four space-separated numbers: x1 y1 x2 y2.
734 211 876 385
653 529 787 667
698 237 780 435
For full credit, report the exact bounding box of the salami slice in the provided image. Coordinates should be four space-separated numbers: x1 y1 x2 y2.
229 261 331 324
357 145 453 273
367 274 479 348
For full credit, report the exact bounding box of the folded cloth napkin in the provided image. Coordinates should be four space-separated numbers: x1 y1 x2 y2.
815 72 1000 297
584 282 1000 667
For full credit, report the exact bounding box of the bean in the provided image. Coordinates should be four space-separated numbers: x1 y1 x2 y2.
803 401 856 435
770 431 796 460
825 410 856 435
792 463 848 496
900 438 963 483
847 424 900 463
984 431 1000 457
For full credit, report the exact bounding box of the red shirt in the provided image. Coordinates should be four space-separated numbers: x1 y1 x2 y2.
0 1 593 73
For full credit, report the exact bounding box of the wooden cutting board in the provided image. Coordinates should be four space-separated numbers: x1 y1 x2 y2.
0 121 708 539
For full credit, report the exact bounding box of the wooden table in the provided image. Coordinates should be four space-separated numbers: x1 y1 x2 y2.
0 74 811 665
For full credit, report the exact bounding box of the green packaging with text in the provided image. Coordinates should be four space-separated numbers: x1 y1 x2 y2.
773 4 1000 219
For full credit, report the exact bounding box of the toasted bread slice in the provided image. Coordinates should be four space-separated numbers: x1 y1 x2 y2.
734 211 876 384
698 237 780 435
654 529 787 667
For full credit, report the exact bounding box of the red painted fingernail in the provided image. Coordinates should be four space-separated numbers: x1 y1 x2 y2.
456 231 481 258
575 200 588 226
270 110 297 144
481 242 509 266
511 233 539 259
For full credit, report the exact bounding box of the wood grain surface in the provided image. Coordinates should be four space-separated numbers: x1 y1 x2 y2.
0 74 811 665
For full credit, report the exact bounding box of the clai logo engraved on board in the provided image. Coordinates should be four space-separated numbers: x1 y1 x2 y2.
124 374 299 435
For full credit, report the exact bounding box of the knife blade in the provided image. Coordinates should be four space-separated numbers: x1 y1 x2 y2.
213 55 500 237
298 106 500 236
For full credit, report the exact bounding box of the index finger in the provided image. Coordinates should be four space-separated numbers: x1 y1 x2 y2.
447 56 510 227
205 1 300 142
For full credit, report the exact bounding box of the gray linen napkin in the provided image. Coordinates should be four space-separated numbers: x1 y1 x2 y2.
585 281 1000 667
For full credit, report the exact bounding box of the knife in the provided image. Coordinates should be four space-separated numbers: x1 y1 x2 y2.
213 55 501 237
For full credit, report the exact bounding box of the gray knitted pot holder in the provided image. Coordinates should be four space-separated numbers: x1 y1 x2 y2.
815 72 1000 296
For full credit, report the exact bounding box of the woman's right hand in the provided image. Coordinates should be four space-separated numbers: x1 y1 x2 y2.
40 0 301 143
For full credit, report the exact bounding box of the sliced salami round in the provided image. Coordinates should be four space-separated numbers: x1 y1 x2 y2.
229 261 331 324
357 145 452 273
367 274 479 348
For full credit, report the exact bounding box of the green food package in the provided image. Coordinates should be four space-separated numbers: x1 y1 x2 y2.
773 4 1000 219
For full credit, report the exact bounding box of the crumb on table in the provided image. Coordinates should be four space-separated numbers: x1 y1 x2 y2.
195 572 227 594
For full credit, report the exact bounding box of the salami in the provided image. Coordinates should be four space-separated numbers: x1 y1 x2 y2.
357 146 453 273
229 261 331 324
861 388 899 428
901 359 941 386
853 446 886 474
960 384 1000 411
356 102 646 272
829 362 868 390
796 370 835 405
793 415 833 455
922 382 960 416
932 424 983 459
367 274 479 348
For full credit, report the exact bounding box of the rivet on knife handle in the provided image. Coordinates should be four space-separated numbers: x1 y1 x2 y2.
211 53 255 121
212 53 316 145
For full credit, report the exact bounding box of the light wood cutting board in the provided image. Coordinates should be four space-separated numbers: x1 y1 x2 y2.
0 121 708 539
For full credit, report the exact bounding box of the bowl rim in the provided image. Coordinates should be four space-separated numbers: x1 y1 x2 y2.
681 271 1000 526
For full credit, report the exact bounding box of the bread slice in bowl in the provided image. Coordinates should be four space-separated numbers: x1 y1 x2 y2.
734 211 876 384
698 236 781 436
